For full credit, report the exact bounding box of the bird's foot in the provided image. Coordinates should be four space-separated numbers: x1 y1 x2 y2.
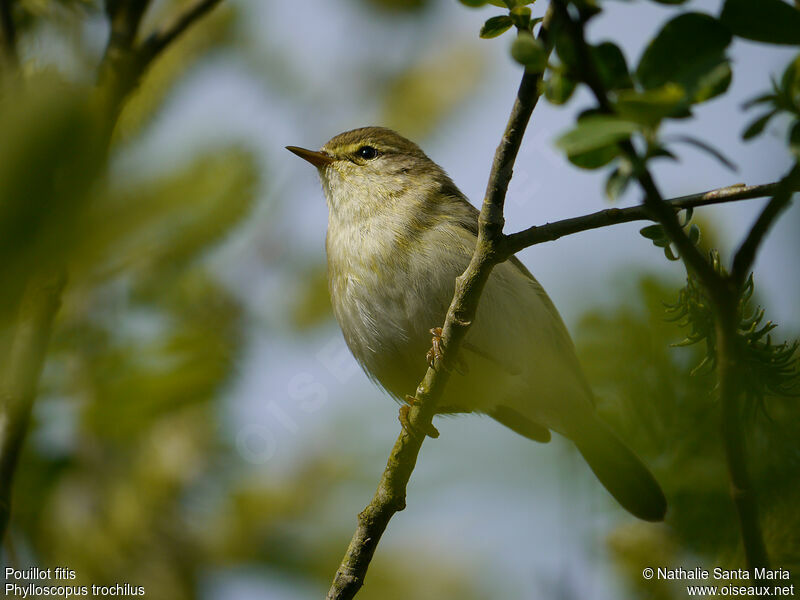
426 327 444 368
426 327 468 375
398 403 439 439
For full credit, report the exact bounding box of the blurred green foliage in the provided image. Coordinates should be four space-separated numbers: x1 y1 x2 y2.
358 0 430 12
381 42 485 138
0 1 504 598
3 0 798 598
576 275 800 598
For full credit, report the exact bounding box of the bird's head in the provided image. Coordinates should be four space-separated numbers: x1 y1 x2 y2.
287 126 451 218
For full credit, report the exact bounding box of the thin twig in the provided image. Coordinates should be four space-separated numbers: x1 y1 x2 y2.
503 181 795 256
551 0 781 575
324 9 554 600
96 0 224 133
716 297 771 572
731 164 800 288
0 0 18 67
138 0 224 68
99 0 151 75
718 163 800 574
550 0 720 290
0 271 67 543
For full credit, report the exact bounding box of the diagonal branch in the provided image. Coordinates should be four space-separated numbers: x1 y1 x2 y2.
549 0 780 575
502 180 798 255
138 0 224 69
100 0 151 75
550 0 721 292
0 271 67 543
0 0 18 68
731 163 800 288
324 8 554 600
98 0 224 119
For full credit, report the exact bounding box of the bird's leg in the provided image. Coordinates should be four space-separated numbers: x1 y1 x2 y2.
398 397 439 439
426 327 468 375
426 327 444 368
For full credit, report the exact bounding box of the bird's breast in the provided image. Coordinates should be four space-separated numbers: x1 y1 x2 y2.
325 217 467 397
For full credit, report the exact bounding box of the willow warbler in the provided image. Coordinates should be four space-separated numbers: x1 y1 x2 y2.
287 126 666 522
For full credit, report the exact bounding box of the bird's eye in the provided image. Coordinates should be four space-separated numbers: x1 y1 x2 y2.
356 146 378 160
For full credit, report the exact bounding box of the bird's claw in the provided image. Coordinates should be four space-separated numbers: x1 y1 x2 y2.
398 404 439 439
426 326 468 375
426 327 444 368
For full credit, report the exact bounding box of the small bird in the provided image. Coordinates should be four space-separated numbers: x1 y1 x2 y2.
287 126 667 522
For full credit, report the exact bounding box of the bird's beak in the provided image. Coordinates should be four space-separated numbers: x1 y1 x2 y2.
286 146 334 168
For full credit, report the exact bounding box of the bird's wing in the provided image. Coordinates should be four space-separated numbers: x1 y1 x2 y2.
439 204 596 431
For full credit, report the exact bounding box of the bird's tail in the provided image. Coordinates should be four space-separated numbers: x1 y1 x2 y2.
570 414 667 522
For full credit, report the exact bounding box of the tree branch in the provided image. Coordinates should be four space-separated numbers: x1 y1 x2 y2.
325 8 554 600
100 0 150 75
550 0 721 291
731 164 800 288
551 0 778 574
138 0 224 69
0 271 66 543
0 0 18 68
97 0 224 124
503 181 795 256
716 296 771 572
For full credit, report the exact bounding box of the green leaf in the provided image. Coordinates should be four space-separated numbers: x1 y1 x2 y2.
511 32 547 71
664 246 680 261
780 56 799 96
605 168 631 201
573 0 602 21
689 224 701 245
614 84 685 125
742 111 778 140
688 57 732 104
568 145 619 170
742 93 776 110
592 42 632 91
645 144 678 162
459 0 489 7
721 0 800 45
640 224 665 240
679 206 693 227
544 71 576 105
480 15 514 38
668 135 737 171
510 5 531 29
556 115 639 156
552 18 578 71
790 122 800 158
636 13 732 103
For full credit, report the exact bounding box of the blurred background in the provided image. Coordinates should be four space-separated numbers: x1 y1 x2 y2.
1 0 798 599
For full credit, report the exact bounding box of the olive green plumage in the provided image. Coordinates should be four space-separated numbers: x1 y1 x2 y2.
288 126 666 522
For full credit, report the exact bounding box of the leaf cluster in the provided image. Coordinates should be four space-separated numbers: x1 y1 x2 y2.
742 54 800 159
665 264 800 406
639 208 700 262
468 1 549 74
577 275 800 596
455 0 800 201
551 9 736 178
